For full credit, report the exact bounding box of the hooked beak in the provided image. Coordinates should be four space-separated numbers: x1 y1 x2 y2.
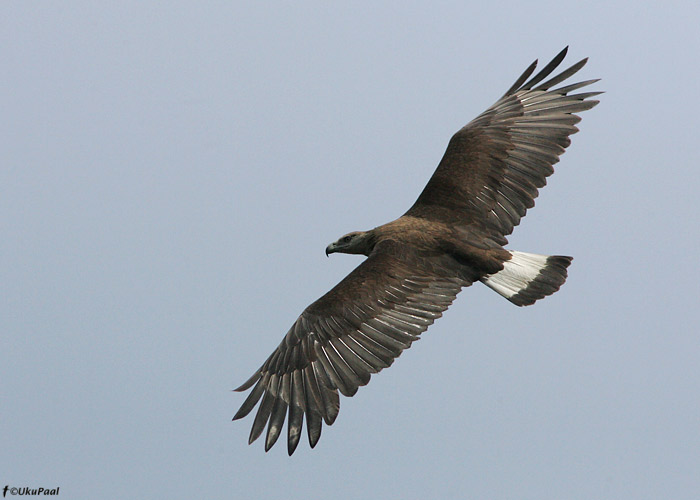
325 243 337 257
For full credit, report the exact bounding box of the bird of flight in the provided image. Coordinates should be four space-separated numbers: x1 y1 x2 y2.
234 47 600 455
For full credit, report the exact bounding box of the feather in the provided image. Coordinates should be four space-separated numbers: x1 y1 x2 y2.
287 402 303 456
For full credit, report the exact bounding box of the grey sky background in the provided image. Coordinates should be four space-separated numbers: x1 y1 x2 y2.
3 2 700 499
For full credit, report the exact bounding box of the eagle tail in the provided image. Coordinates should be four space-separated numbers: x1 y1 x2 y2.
480 251 572 307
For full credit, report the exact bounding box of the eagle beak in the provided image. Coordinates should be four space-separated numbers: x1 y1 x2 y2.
325 243 336 257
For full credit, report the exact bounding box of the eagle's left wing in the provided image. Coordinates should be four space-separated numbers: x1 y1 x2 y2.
406 47 601 245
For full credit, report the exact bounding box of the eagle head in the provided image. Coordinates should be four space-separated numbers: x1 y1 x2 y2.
325 231 374 257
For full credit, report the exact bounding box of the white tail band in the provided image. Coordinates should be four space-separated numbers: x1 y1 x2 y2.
482 251 550 299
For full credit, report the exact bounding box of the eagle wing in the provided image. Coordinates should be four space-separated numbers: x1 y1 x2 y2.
233 240 469 454
405 47 601 245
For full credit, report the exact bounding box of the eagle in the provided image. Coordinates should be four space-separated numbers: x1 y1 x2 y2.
233 47 600 455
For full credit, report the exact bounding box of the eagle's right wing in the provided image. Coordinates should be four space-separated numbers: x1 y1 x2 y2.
233 240 469 455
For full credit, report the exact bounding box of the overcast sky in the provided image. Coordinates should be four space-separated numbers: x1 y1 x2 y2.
3 2 700 499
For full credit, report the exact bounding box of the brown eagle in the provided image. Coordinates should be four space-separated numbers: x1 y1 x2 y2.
234 47 600 455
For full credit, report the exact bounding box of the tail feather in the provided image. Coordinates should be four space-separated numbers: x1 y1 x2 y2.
481 251 572 306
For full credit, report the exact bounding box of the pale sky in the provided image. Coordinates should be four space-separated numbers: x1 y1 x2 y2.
3 2 700 499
